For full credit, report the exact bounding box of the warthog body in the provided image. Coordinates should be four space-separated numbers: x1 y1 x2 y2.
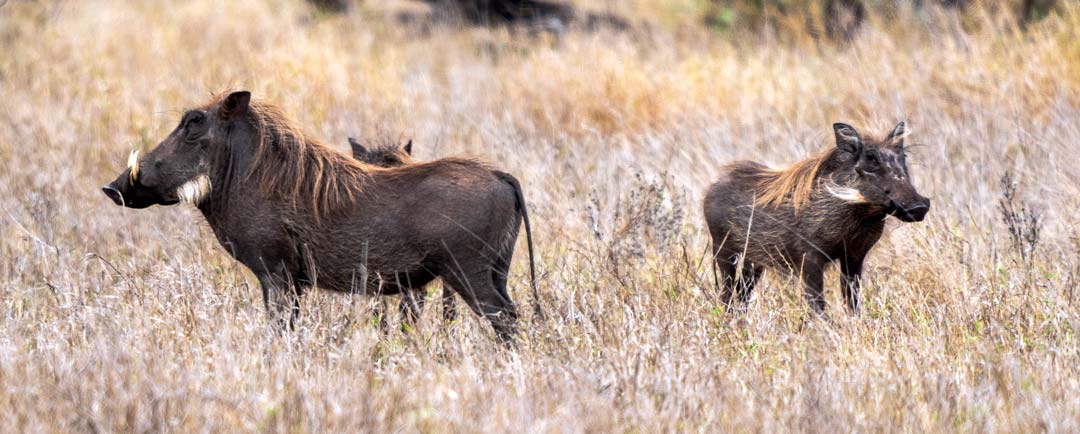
103 91 538 341
704 122 930 313
346 136 461 322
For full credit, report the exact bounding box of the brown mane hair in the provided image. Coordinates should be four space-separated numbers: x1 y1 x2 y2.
739 147 840 211
208 94 373 218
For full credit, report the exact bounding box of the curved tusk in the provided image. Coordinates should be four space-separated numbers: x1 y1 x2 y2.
127 149 140 184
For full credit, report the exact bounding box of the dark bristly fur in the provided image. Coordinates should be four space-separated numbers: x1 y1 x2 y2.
703 122 930 313
102 91 539 342
347 136 446 323
346 136 543 323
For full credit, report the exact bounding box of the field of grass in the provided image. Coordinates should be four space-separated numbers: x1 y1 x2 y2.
2 0 1079 432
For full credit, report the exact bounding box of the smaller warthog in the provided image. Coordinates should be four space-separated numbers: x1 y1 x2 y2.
704 121 930 313
346 136 460 322
348 137 414 167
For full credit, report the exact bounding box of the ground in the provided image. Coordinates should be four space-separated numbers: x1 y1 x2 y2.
1 0 1079 432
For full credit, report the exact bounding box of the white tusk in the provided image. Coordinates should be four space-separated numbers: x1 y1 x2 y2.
127 149 141 183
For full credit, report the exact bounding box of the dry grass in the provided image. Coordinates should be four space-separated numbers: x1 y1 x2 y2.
2 0 1079 432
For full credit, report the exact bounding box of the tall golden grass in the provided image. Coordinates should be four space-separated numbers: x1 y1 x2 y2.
1 0 1078 432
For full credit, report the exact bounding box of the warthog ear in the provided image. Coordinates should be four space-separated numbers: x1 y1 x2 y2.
403 139 413 155
220 91 251 121
348 137 367 155
833 122 862 154
886 121 908 148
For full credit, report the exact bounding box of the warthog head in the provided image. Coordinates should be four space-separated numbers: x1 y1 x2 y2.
829 121 930 222
102 91 251 208
348 137 414 168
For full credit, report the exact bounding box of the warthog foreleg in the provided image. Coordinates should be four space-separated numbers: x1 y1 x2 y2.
256 269 303 332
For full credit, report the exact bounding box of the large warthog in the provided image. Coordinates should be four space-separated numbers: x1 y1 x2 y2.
102 91 539 341
346 136 460 322
704 122 930 313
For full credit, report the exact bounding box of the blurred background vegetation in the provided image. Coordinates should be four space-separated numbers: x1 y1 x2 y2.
700 0 1060 41
307 0 1062 43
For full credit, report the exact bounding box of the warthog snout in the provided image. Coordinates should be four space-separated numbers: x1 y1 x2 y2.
888 196 930 222
101 168 160 209
102 183 124 206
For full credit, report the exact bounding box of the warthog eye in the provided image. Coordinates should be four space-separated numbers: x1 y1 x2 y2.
861 151 881 173
184 111 205 129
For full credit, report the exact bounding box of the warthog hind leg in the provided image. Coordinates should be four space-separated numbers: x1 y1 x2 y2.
714 252 759 308
798 259 827 314
840 254 866 313
445 268 518 343
398 288 427 327
441 285 457 322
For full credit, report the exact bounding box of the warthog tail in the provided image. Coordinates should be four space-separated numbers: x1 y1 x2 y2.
493 171 543 320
